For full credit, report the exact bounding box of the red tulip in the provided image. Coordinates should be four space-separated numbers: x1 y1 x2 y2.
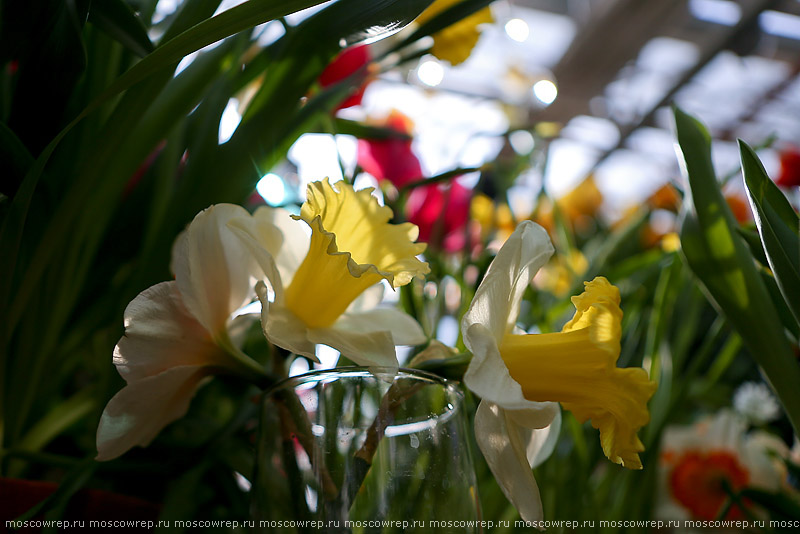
406 179 472 252
357 111 423 189
776 147 800 188
318 44 371 110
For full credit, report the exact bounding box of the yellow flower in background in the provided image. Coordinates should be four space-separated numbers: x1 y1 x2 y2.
534 248 588 296
660 232 681 253
471 193 494 230
416 0 494 66
535 175 604 234
558 174 604 223
470 193 515 244
461 221 656 520
231 179 429 368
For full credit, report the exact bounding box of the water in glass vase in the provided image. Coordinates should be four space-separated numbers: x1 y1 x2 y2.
253 367 481 533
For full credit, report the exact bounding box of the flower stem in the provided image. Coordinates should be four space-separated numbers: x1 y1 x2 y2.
334 379 426 513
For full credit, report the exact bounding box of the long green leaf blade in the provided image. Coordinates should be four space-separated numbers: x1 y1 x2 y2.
88 0 155 57
739 140 800 328
674 106 800 433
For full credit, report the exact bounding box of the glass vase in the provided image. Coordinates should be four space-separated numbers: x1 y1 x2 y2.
252 367 481 532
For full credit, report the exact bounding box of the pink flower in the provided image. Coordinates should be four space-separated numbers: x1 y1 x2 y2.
406 179 472 252
318 44 372 110
357 111 423 189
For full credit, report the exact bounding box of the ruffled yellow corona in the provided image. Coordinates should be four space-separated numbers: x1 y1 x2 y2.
284 179 429 328
501 277 657 469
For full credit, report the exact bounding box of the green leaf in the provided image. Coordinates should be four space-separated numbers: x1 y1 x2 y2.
585 206 650 281
739 487 800 520
0 0 319 340
0 121 34 187
91 0 325 111
88 0 155 57
736 226 769 267
761 270 800 341
157 461 212 530
739 140 800 328
331 118 412 140
18 388 95 454
13 458 97 523
327 0 434 46
674 106 800 434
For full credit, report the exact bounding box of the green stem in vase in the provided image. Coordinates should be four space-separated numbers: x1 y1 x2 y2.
272 347 340 501
275 387 340 501
334 379 427 514
276 395 314 528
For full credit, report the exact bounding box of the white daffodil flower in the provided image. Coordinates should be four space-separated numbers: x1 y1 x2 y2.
230 178 429 368
96 204 271 461
461 220 657 522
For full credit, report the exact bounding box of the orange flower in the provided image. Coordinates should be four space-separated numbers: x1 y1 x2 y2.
647 183 682 212
657 410 787 522
669 451 751 520
725 194 752 224
776 147 800 188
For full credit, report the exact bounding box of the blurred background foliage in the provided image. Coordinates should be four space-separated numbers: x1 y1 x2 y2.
1 0 800 532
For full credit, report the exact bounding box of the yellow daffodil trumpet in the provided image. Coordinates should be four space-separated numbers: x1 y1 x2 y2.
285 179 428 328
230 179 429 368
501 277 656 469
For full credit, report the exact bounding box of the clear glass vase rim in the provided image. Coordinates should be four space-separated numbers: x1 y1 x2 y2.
264 366 462 396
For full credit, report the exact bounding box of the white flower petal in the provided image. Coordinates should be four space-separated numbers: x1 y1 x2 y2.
462 221 553 343
228 312 260 348
526 409 561 469
255 282 318 361
463 323 558 424
655 494 691 521
705 409 748 450
96 366 209 461
230 205 311 294
173 204 258 336
252 206 310 286
170 229 187 278
742 432 788 491
474 401 546 524
113 282 225 381
461 221 559 524
346 283 385 313
229 216 286 300
308 325 398 369
338 307 426 346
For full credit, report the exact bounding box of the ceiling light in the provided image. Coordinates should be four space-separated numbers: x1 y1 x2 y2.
533 79 558 105
505 18 530 42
